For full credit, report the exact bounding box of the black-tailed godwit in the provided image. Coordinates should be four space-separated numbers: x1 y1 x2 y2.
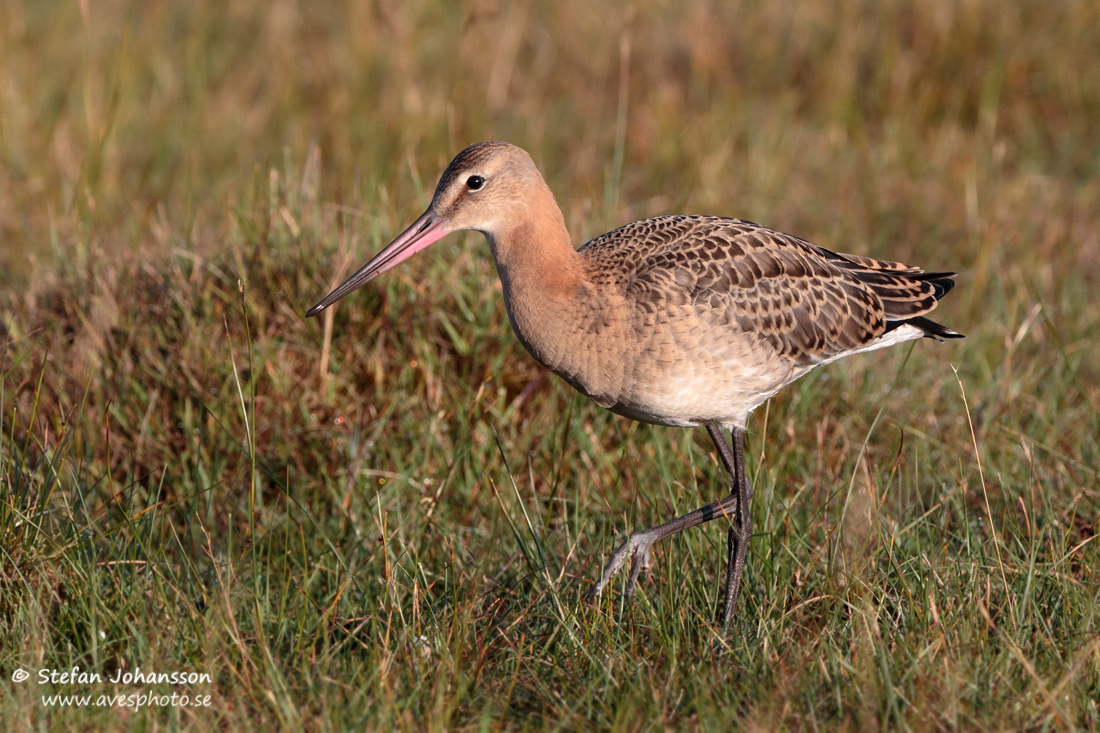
307 141 963 630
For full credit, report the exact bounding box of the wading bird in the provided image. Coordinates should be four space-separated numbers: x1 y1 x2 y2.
306 141 963 630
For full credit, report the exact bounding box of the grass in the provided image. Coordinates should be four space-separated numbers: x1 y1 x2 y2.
2 0 1099 729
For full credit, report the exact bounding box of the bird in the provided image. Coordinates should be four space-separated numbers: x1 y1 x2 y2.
306 141 963 631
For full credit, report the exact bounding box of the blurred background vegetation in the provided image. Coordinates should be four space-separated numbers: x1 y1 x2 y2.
1 0 1098 729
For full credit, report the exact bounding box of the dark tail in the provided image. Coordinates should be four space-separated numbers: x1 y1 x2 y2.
888 314 965 341
879 272 964 340
827 249 965 341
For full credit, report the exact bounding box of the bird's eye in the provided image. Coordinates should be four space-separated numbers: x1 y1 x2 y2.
466 175 485 191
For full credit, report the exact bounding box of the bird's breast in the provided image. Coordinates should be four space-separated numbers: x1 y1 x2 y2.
500 281 796 429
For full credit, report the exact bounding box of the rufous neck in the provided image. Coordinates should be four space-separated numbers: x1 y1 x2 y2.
485 185 584 299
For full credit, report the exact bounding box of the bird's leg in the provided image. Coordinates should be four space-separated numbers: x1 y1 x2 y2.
587 491 742 601
585 490 739 598
707 424 754 632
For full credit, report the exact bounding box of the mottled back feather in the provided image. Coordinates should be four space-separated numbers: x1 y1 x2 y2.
579 215 962 368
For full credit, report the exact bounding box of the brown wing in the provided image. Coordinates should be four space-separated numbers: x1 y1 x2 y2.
582 215 961 367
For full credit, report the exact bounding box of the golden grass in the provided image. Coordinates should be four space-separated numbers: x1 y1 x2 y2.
2 0 1098 729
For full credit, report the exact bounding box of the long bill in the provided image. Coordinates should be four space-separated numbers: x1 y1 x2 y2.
305 209 451 318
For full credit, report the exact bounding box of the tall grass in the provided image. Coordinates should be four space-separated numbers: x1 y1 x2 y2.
1 0 1098 729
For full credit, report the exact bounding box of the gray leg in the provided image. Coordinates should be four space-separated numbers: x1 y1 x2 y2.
586 490 741 600
708 424 753 631
587 423 754 627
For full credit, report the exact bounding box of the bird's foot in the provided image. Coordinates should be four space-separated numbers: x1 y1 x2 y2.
586 528 660 602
